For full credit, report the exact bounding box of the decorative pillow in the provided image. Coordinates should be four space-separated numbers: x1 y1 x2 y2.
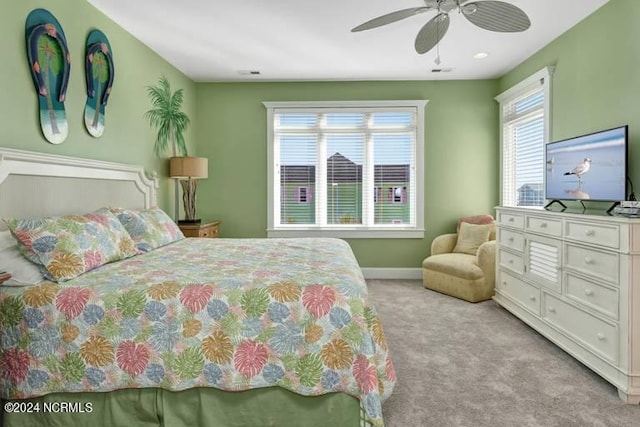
452 222 494 256
456 214 494 232
4 210 138 282
110 207 184 252
0 230 45 286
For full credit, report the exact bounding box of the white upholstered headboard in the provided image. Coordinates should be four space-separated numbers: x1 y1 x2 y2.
0 148 158 220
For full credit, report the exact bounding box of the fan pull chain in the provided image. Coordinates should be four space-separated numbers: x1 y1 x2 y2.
434 11 442 65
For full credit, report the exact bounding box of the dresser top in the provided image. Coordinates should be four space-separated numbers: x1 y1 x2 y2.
496 206 640 224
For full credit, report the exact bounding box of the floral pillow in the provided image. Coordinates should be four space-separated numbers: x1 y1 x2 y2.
110 207 184 252
3 210 138 282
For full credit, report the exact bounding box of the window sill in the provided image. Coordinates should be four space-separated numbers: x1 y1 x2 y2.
266 228 425 239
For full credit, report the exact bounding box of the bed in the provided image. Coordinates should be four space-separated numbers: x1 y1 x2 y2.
0 148 395 427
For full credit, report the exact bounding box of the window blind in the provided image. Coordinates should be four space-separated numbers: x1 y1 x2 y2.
273 108 417 228
501 87 546 207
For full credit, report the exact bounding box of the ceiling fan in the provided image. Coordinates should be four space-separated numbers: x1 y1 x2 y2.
351 0 531 63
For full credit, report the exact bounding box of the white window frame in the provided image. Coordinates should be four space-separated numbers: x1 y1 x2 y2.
264 100 427 239
495 66 554 207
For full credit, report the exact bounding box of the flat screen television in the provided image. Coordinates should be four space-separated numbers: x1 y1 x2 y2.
545 125 628 207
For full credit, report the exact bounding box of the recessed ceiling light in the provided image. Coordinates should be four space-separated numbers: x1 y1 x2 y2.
237 70 261 75
473 52 489 60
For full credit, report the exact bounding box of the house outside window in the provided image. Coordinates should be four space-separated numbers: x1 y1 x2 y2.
264 100 427 238
496 67 553 207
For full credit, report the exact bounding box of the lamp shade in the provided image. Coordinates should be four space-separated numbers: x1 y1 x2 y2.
169 157 208 179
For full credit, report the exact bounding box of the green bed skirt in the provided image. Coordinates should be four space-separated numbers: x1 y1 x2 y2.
1 387 362 427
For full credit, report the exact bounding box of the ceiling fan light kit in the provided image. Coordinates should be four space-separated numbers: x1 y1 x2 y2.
352 0 531 63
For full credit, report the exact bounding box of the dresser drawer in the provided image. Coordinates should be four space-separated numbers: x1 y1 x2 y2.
499 250 525 275
498 271 540 315
565 273 618 320
543 293 618 363
564 220 620 249
498 211 524 229
498 228 524 252
565 244 619 284
525 215 562 237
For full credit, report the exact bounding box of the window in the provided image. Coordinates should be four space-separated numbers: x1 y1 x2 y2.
373 187 381 203
496 67 553 207
297 186 311 203
264 101 427 238
391 187 406 204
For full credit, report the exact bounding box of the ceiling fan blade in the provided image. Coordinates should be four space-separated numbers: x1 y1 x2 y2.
414 13 450 55
462 1 531 32
351 7 432 32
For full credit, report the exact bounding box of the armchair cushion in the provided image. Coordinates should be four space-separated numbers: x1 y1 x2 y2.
452 222 493 255
422 253 483 280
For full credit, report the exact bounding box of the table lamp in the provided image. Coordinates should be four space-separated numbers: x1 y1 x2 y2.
169 156 208 224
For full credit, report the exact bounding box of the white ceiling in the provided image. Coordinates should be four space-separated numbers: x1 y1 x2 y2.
88 0 609 82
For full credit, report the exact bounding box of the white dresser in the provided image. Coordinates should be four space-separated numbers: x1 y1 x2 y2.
494 206 640 403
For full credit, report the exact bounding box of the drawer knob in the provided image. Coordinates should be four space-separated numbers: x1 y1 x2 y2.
508 237 514 242
585 229 596 237
597 333 605 341
584 289 594 296
584 257 594 265
548 306 556 313
529 296 536 302
540 222 547 228
508 259 514 264
508 217 515 222
502 281 507 286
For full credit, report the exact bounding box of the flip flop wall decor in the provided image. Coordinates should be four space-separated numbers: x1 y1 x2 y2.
84 29 114 137
25 8 71 144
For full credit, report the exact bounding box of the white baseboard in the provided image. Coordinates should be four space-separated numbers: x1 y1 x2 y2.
361 268 422 280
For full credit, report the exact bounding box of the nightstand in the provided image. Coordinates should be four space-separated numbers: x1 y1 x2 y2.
178 220 221 238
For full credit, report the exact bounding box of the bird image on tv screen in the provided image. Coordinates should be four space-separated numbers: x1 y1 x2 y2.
545 126 627 202
563 158 592 182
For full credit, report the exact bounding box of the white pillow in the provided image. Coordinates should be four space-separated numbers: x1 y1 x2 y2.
0 230 45 286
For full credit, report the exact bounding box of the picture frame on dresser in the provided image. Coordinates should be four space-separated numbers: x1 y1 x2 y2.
494 206 640 404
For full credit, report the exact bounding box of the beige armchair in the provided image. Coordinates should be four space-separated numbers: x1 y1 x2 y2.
422 217 496 303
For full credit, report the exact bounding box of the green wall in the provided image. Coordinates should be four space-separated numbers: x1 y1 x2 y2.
0 0 197 212
194 81 499 268
500 0 639 204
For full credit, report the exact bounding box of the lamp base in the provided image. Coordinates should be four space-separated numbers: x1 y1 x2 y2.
178 219 202 225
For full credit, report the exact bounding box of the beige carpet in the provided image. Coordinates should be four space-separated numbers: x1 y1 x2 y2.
367 280 640 427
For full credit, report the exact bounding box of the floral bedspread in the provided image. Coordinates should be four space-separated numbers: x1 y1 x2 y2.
0 238 395 426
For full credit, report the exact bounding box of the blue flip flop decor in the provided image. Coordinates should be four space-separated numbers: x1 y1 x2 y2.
25 8 71 144
84 29 114 137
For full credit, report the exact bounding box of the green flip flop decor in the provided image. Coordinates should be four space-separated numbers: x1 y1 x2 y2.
25 8 71 144
84 29 114 137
